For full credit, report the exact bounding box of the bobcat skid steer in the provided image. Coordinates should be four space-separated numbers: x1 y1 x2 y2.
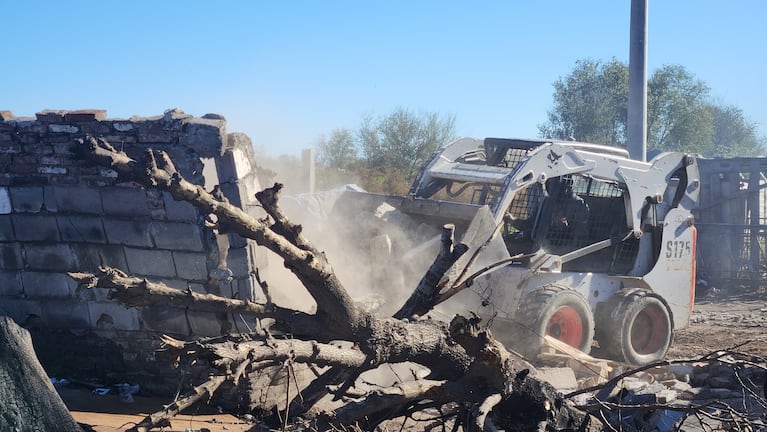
332 137 700 365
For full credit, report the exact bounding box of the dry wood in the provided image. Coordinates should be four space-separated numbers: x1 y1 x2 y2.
128 375 226 432
77 135 598 431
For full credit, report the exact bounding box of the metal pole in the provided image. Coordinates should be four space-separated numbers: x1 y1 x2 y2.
627 0 648 161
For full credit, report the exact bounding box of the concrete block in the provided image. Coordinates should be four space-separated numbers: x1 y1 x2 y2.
149 222 204 251
21 271 75 298
9 186 45 212
233 277 259 302
140 304 190 336
70 244 128 272
173 251 209 281
58 215 106 243
88 301 140 330
0 298 43 326
54 185 103 214
226 246 251 278
12 214 59 241
104 219 153 247
41 299 90 329
101 187 150 217
0 271 22 296
0 215 13 240
535 367 578 390
0 243 23 270
187 310 228 337
25 244 78 271
656 389 678 404
155 278 189 291
162 192 199 221
0 187 11 213
124 247 176 277
179 117 225 157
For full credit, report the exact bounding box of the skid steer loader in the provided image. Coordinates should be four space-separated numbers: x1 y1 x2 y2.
328 137 700 365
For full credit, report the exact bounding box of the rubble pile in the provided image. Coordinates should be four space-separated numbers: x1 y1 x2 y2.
536 336 767 431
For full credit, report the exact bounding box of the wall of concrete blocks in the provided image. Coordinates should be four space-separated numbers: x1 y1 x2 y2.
0 109 267 389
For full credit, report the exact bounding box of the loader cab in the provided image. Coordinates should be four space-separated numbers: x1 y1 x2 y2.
501 174 640 274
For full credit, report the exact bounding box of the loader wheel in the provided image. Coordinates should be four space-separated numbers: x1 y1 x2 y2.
504 285 594 361
596 291 672 365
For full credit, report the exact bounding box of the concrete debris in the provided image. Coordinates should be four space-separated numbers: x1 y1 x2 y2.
536 337 767 431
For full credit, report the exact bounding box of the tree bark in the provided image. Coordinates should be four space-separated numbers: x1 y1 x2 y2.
0 315 83 432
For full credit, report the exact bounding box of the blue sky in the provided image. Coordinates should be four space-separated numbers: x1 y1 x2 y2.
3 1 765 156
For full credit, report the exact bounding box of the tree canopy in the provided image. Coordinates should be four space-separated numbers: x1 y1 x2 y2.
316 107 456 194
539 59 765 157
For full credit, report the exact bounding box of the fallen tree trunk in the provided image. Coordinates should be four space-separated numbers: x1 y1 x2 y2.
0 315 83 432
75 135 600 431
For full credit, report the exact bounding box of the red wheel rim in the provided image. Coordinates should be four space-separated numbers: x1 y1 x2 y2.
630 304 668 354
546 306 584 348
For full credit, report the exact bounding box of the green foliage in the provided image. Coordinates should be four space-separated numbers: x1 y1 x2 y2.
315 107 456 194
359 107 456 181
709 104 765 157
539 59 765 157
539 58 628 146
646 65 712 153
317 128 359 171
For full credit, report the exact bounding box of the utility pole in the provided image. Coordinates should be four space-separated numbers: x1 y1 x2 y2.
627 0 648 161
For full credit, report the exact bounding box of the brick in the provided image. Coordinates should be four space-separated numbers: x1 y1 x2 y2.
112 122 134 132
12 214 59 241
25 244 78 271
54 185 103 214
173 251 209 281
149 222 204 251
70 244 128 272
11 175 49 186
0 110 14 121
104 219 152 247
57 215 106 243
25 143 54 155
0 215 13 240
38 166 67 175
0 271 22 296
63 110 107 122
48 124 79 133
77 121 112 134
9 186 45 212
124 247 175 277
140 304 190 335
0 187 10 213
35 110 65 122
88 301 140 330
0 142 22 153
162 192 199 221
21 271 75 298
10 164 37 174
101 187 150 217
0 243 23 270
41 299 90 328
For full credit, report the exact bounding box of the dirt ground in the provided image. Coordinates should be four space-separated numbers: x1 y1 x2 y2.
59 387 253 432
61 295 767 431
667 294 767 360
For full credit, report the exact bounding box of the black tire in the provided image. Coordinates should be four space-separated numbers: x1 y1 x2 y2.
498 284 594 361
595 290 672 365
